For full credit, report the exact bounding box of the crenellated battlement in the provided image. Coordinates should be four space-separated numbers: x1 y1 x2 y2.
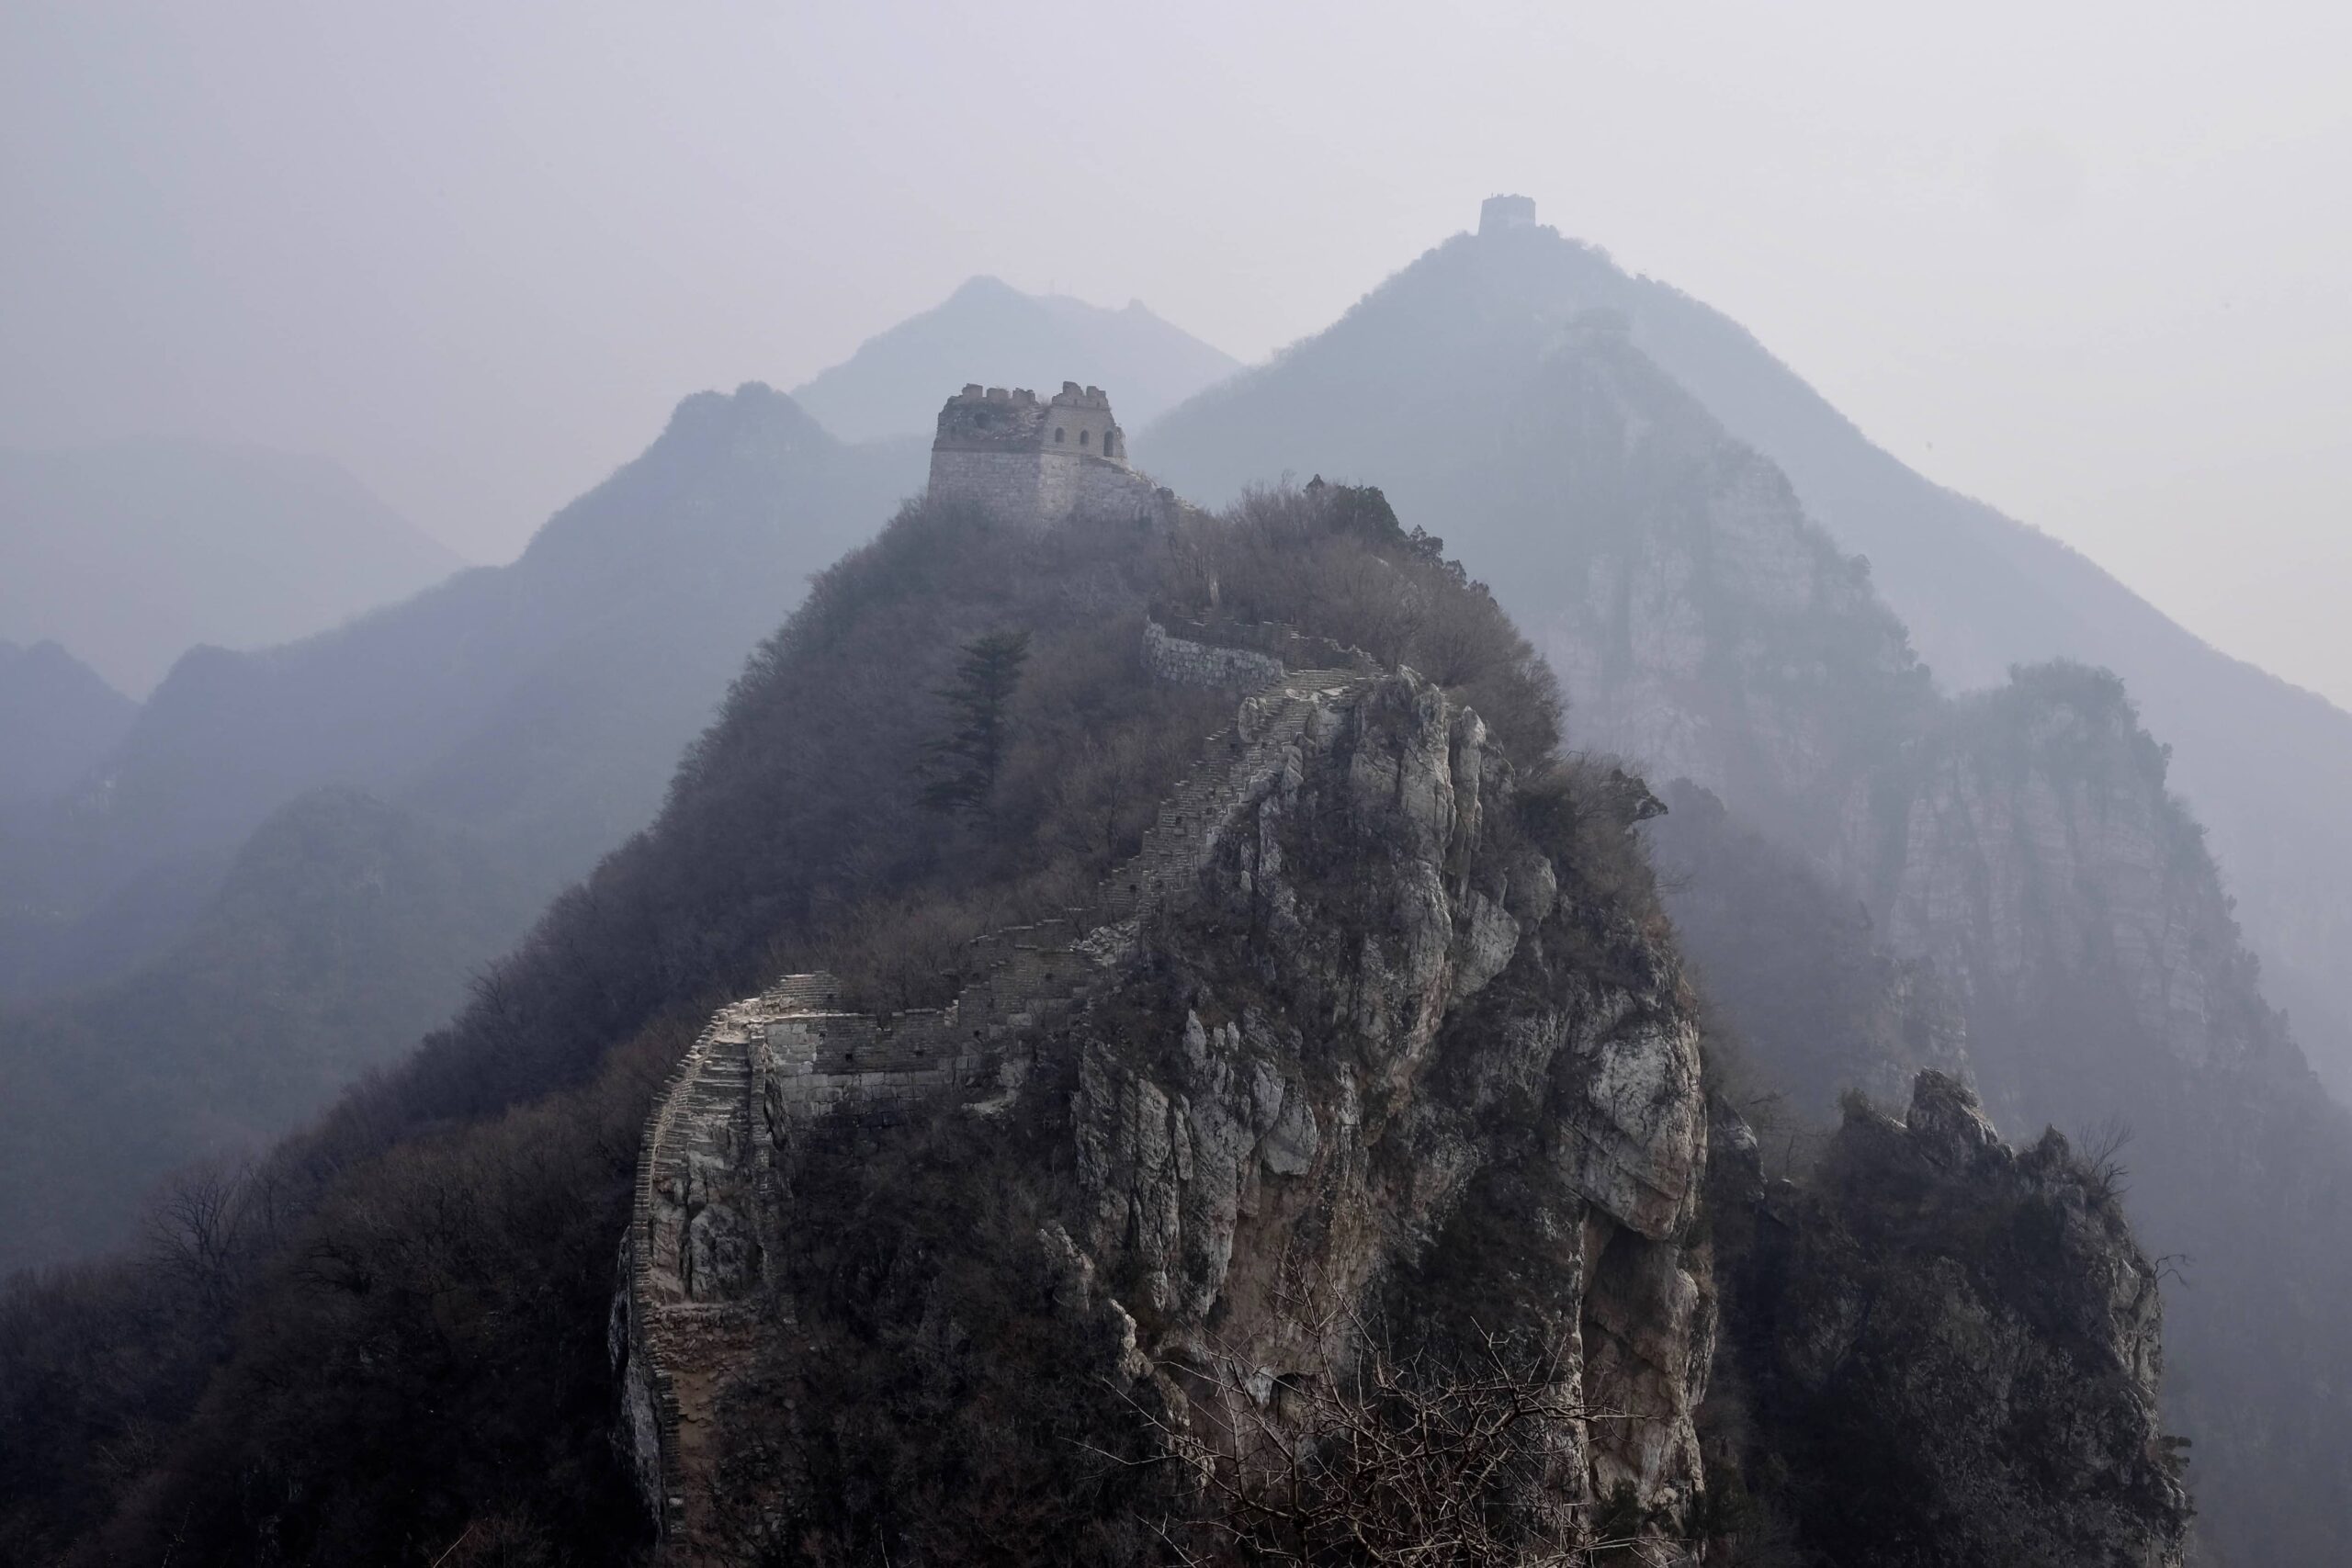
1479 192 1539 236
927 379 1170 527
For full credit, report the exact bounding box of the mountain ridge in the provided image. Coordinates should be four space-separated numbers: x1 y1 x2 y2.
0 479 2188 1568
793 275 1238 444
0 639 132 807
1139 215 2352 1098
0 384 914 1272
0 437 464 697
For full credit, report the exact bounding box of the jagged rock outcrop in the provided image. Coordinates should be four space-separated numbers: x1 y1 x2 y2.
624 651 1715 1562
1485 325 2348 1559
1710 1072 2190 1567
1069 665 1713 1518
12 455 2202 1565
1829 664 2304 1118
1647 780 1970 1119
612 504 2220 1564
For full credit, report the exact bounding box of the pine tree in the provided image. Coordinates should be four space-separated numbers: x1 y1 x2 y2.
920 628 1030 816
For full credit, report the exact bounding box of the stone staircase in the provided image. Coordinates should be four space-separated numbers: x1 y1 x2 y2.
623 628 1377 1559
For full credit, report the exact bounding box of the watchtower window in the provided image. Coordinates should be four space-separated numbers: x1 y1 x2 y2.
1055 427 1065 443
1080 429 1091 447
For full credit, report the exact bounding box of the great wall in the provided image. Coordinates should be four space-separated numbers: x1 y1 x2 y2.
617 399 1387 1547
925 379 1179 529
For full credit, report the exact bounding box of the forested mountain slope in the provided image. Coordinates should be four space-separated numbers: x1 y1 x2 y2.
1140 215 2352 1099
0 487 2186 1567
0 386 911 1269
0 788 542 1271
0 385 903 998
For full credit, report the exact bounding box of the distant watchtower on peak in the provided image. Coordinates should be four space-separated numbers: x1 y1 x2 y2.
928 380 1166 527
1479 193 1538 236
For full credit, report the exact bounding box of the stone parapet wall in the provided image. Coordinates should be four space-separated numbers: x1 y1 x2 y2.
1062 454 1171 525
623 1004 759 1540
930 447 1174 531
928 446 1047 527
1145 618 1285 690
1155 615 1380 677
1143 616 1381 692
933 384 1051 452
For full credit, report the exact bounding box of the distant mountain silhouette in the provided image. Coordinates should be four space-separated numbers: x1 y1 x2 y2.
1148 253 2350 1562
0 786 543 1272
0 639 132 805
793 276 1238 443
0 383 921 1268
6 381 905 941
0 438 463 696
1139 215 2352 1097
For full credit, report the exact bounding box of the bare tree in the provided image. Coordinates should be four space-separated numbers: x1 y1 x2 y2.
2071 1114 2135 1205
143 1156 257 1313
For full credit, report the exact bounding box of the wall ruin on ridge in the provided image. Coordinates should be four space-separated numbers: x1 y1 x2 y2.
926 380 1176 528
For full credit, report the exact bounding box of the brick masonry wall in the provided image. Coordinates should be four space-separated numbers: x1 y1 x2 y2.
929 446 1172 530
1067 456 1170 525
1145 618 1286 690
928 447 1046 525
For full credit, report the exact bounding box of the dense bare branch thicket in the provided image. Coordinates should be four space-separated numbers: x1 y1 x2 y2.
1137 1318 1673 1568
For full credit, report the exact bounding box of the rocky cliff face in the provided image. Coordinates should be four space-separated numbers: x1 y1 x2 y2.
1832 664 2305 1124
636 662 1721 1562
1511 328 1935 863
1711 1072 2190 1567
1070 671 1713 1515
1815 662 2352 1564
11 478 2203 1565
1645 779 1970 1122
620 623 2206 1565
1521 326 2352 1561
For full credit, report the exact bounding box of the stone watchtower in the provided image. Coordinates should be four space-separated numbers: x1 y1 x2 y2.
1479 193 1538 236
927 381 1159 527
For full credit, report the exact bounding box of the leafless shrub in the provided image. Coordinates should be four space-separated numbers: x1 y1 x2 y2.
1109 1313 1683 1567
2072 1115 2134 1206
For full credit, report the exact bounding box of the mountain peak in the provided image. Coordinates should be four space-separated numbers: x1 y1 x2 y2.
792 276 1238 444
0 437 462 696
659 380 829 446
946 274 1024 303
0 635 134 803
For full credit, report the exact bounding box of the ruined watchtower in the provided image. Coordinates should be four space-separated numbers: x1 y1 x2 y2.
1479 193 1538 236
927 380 1162 527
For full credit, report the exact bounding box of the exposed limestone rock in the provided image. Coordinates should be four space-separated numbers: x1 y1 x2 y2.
1827 666 2301 1112
1066 662 1715 1544
1525 332 2334 1557
1531 355 1932 861
626 643 1717 1562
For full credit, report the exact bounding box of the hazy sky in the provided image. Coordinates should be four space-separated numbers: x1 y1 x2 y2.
4 3 2346 706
